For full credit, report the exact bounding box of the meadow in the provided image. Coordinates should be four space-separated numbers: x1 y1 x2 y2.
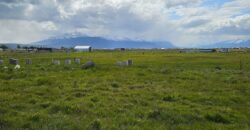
0 50 249 130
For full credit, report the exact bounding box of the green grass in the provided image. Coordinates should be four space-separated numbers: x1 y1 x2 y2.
0 50 250 129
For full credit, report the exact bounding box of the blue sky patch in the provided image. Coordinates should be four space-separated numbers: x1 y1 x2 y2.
200 0 233 8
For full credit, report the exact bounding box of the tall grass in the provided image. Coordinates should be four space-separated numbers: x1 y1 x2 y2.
0 51 249 129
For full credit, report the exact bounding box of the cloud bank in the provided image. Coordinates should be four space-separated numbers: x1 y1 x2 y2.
0 0 249 47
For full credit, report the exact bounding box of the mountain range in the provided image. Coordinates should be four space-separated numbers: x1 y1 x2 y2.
33 35 174 49
32 35 250 49
1 35 250 49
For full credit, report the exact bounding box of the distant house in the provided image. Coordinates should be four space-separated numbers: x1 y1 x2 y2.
0 48 3 52
74 46 92 52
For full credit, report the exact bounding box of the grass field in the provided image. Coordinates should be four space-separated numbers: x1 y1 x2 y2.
0 51 250 130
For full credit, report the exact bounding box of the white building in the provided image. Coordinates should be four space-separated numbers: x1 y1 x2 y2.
74 46 92 52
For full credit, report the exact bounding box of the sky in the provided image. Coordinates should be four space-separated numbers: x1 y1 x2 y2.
0 0 250 47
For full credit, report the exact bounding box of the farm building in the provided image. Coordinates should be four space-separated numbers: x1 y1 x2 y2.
74 46 92 52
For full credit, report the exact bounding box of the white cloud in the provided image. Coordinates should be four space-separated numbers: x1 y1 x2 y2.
0 20 57 43
0 0 249 47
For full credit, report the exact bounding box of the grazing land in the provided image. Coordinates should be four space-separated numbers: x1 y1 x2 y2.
0 51 250 129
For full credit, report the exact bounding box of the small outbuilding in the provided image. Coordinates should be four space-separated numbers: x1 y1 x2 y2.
74 45 92 52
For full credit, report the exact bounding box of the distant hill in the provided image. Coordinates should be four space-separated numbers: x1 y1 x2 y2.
201 39 250 48
32 36 175 49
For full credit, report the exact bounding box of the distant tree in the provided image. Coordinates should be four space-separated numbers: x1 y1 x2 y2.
212 49 217 52
17 45 21 49
30 46 36 49
22 46 28 49
0 45 8 49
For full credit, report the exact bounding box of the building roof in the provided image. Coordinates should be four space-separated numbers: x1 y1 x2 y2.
74 46 91 49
